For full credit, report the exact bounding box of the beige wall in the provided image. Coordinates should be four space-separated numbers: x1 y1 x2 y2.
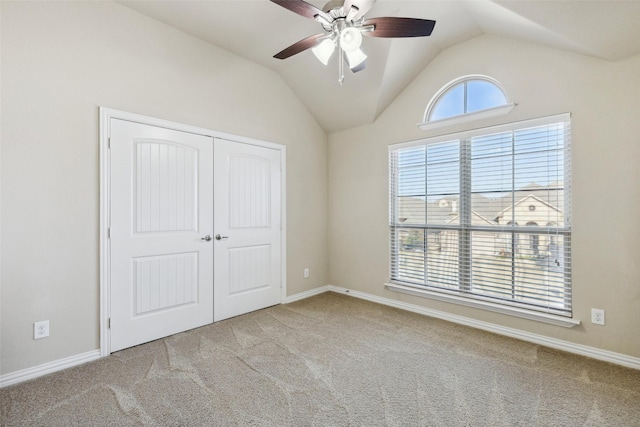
0 1 328 374
2 1 639 379
329 35 640 358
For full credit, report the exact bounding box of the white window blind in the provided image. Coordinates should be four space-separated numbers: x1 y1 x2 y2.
390 114 571 316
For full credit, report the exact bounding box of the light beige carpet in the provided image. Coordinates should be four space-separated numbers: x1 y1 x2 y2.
2 292 639 426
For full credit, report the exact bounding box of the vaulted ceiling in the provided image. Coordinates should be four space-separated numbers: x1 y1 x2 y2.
118 0 640 133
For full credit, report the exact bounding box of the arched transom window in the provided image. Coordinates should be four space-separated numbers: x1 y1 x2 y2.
420 75 515 130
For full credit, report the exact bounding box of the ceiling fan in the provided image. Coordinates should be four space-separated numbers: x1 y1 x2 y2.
270 0 436 85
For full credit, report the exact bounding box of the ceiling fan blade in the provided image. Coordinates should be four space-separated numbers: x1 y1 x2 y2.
270 0 332 22
274 34 326 60
343 0 376 21
363 17 436 38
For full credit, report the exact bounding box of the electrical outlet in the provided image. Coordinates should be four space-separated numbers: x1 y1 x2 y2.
34 320 50 339
591 308 605 326
303 268 310 278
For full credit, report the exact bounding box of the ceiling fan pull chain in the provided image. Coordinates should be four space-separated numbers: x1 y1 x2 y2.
338 48 345 86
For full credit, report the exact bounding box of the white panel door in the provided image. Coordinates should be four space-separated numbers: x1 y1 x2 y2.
214 139 282 321
110 119 214 352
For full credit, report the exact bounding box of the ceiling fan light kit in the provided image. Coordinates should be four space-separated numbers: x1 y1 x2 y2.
311 39 336 65
271 0 436 85
339 26 363 52
345 48 367 68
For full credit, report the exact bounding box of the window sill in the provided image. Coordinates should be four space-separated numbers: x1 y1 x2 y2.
384 282 580 328
417 103 516 131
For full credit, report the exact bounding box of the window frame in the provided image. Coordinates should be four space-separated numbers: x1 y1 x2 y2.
389 113 578 328
418 75 516 130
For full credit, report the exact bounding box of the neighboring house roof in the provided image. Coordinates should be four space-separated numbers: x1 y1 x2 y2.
446 211 496 226
495 194 563 219
397 183 564 226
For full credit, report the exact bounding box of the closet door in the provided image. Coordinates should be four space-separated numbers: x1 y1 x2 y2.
213 138 282 321
110 119 214 352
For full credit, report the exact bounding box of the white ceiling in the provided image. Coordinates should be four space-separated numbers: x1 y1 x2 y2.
118 0 640 133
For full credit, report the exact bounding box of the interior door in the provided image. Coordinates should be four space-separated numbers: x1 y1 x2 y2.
213 138 282 321
110 119 214 352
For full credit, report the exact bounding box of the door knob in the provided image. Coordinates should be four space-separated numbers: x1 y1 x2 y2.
201 235 212 242
215 234 229 241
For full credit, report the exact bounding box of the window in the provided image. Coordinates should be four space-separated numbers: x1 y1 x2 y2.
525 222 540 256
389 114 572 319
419 75 515 130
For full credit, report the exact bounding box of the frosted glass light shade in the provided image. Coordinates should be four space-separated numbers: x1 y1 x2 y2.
346 48 367 69
340 27 362 52
312 39 336 65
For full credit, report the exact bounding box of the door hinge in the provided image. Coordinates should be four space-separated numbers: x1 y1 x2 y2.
108 137 111 149
107 227 111 239
108 318 111 329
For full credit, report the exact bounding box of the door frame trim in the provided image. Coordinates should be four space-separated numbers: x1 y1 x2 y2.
99 107 287 356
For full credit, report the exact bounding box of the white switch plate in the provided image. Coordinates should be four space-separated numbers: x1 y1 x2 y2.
303 268 309 278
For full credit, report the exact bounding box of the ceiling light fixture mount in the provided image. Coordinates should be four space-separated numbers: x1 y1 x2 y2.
309 17 370 85
271 0 436 85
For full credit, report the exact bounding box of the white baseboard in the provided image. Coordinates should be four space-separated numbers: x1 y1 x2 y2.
0 349 101 388
284 285 330 303
288 284 640 370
